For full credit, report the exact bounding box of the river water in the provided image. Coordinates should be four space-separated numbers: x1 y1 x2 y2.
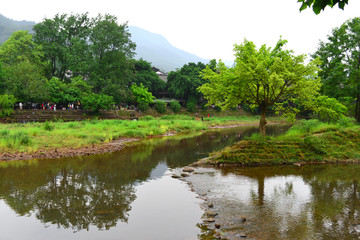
0 125 359 240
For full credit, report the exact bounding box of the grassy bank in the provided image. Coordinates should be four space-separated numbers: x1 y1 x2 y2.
0 115 275 155
208 118 360 166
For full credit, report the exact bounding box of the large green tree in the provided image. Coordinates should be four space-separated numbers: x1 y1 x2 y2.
88 14 135 102
131 59 166 97
298 0 348 14
199 39 321 135
33 13 92 79
33 13 136 103
312 17 360 121
167 61 215 102
0 30 49 102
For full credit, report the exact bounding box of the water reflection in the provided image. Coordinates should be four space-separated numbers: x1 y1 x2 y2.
0 125 276 239
189 165 360 240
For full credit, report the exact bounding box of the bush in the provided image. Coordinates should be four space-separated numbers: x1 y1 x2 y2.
214 105 222 112
140 115 155 121
0 94 16 117
81 93 114 113
154 101 166 113
170 101 181 113
43 121 54 131
138 102 149 112
337 117 356 128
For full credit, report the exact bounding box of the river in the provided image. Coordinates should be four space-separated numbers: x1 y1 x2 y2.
0 125 359 240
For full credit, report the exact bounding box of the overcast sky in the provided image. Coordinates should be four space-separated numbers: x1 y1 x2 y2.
2 0 360 61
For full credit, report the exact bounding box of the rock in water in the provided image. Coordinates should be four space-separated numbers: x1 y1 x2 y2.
183 167 195 173
171 174 181 179
206 210 218 217
180 173 190 177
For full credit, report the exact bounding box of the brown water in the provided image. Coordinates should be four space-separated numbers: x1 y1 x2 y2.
1 125 358 240
0 125 274 240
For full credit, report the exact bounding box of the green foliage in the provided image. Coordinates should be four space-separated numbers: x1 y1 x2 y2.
312 17 360 121
0 94 16 117
199 38 321 134
131 83 155 105
132 59 166 97
0 30 44 65
214 105 222 112
43 121 55 131
138 102 149 112
0 31 49 102
33 13 135 102
298 0 349 14
337 117 356 128
140 116 155 121
170 101 181 113
154 101 166 113
167 61 215 102
312 95 347 121
81 93 114 113
186 96 197 112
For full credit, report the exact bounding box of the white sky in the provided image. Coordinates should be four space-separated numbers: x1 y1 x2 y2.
2 0 360 61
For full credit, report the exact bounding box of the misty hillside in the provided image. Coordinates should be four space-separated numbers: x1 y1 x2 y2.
128 26 209 72
0 14 212 72
0 14 35 43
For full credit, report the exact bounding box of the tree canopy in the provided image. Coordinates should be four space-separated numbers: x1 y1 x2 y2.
298 0 349 14
199 39 321 135
312 17 360 121
33 13 136 103
167 60 216 103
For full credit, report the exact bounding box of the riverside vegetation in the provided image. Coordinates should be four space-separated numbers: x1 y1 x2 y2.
205 118 360 166
0 115 276 159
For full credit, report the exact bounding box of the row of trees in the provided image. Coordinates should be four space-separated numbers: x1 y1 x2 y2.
0 13 219 115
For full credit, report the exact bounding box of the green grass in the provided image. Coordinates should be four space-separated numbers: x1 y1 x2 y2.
0 115 271 154
211 118 360 166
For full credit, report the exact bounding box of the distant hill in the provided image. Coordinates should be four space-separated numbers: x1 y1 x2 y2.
0 14 35 44
128 26 210 72
0 14 212 72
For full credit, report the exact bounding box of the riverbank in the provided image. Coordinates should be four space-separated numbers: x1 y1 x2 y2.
192 119 360 167
0 115 282 161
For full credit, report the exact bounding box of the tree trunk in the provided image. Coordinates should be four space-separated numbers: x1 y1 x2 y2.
259 108 267 136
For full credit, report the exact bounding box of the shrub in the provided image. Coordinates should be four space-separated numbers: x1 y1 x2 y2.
141 115 155 121
0 94 16 117
138 102 149 112
81 93 114 113
44 121 54 131
186 101 196 112
170 101 181 113
154 101 166 113
214 105 222 112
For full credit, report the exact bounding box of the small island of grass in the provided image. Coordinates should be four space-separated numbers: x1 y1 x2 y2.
198 118 360 167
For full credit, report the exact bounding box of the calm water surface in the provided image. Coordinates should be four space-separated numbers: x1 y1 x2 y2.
1 125 359 240
189 165 360 240
0 125 270 240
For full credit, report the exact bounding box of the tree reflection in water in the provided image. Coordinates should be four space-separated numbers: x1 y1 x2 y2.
0 125 287 236
215 165 360 239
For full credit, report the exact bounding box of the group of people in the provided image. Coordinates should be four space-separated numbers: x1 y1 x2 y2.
16 102 82 111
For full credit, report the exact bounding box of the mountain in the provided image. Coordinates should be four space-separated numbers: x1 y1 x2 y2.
128 26 210 72
0 14 211 72
0 14 35 44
